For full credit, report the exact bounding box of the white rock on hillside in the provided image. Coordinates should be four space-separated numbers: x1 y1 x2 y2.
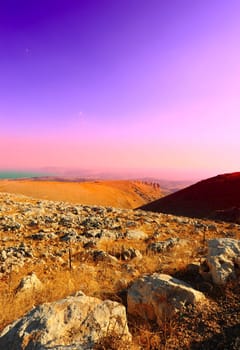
200 238 240 285
126 229 148 240
127 273 205 325
0 291 131 350
16 272 42 293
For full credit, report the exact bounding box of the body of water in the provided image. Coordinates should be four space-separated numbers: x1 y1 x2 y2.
0 172 44 179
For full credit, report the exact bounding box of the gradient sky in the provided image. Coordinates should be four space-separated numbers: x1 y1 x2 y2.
1 0 240 179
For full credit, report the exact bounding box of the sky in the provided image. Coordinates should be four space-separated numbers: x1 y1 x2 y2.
0 0 240 180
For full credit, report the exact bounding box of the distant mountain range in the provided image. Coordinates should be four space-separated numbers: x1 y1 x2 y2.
0 170 195 195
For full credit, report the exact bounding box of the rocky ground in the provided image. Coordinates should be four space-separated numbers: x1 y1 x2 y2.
0 192 239 349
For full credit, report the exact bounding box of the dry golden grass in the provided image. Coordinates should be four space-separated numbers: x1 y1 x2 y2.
0 235 202 334
1 231 239 349
1 193 240 348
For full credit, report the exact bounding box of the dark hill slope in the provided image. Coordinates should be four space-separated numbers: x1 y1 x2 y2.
139 172 240 220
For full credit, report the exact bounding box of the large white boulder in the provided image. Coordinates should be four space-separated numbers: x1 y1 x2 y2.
127 273 205 325
0 291 131 350
200 238 240 285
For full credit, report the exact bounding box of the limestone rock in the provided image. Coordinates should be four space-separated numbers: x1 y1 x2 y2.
116 248 142 261
16 272 42 293
0 250 7 261
126 229 148 240
200 238 240 285
0 291 131 350
147 238 181 253
91 250 118 264
127 273 205 325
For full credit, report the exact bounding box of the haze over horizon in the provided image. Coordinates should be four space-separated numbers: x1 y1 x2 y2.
1 1 240 180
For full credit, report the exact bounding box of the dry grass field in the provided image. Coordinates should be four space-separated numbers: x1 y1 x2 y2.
0 192 239 349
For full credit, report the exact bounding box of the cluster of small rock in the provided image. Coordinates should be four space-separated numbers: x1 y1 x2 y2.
0 243 33 274
0 193 236 247
0 191 239 286
0 192 239 349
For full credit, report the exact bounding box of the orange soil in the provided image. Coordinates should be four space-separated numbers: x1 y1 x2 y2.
0 179 161 209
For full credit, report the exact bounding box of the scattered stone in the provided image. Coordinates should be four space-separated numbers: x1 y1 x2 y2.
28 219 38 227
59 216 73 228
0 245 34 273
16 272 42 293
115 248 142 261
200 238 240 285
127 273 205 325
0 292 131 349
0 191 239 350
126 229 148 240
147 238 180 253
207 224 218 232
0 250 7 261
84 229 102 238
60 231 78 242
83 240 97 249
92 250 118 264
30 232 45 240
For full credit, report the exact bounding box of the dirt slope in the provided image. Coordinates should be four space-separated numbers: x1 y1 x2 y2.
0 179 161 209
140 172 240 219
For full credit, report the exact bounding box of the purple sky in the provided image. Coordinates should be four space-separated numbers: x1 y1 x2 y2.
1 0 240 179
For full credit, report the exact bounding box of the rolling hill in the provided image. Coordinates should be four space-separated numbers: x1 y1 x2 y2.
0 179 162 209
140 172 240 221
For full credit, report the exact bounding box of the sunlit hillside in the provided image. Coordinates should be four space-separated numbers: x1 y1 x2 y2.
0 179 162 209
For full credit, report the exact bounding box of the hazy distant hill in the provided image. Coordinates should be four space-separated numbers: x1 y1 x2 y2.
138 178 195 195
0 179 162 209
140 172 240 220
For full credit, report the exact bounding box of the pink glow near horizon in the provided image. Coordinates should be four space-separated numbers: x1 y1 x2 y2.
1 1 240 180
